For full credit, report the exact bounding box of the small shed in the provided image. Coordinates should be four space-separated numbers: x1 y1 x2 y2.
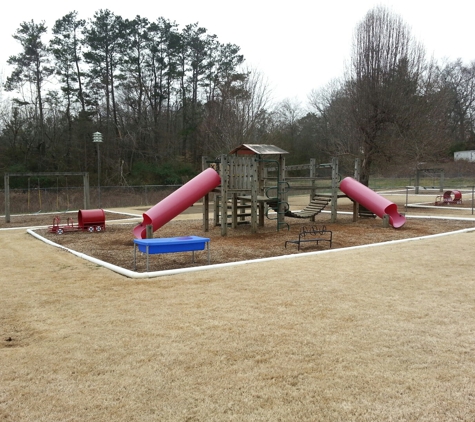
454 150 475 162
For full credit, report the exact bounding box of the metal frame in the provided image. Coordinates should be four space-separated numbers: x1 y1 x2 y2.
4 172 90 223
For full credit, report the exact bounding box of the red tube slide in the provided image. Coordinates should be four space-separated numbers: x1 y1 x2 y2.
133 168 221 239
340 177 406 228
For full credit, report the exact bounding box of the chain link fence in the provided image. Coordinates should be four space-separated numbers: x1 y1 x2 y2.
3 172 475 216
1 185 181 215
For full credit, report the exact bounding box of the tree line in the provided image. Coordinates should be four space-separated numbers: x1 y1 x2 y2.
0 9 269 185
308 7 475 185
1 7 475 187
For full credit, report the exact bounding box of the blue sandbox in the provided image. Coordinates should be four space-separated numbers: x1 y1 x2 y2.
133 236 211 271
134 236 210 254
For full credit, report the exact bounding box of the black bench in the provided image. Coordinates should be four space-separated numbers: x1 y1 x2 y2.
285 226 332 251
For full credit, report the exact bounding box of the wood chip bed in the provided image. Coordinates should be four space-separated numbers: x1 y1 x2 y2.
26 210 475 273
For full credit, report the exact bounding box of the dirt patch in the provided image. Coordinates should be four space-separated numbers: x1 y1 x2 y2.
35 213 475 272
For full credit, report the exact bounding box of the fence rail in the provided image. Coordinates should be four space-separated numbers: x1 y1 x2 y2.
3 177 475 216
1 185 181 215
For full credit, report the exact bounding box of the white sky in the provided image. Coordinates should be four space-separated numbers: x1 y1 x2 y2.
1 0 474 105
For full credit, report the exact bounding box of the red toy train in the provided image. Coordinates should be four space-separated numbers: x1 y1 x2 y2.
435 190 463 206
49 209 106 234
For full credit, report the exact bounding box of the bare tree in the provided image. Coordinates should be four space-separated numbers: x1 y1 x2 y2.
308 78 358 157
440 59 475 147
200 67 272 154
394 61 453 167
269 98 303 155
347 6 426 184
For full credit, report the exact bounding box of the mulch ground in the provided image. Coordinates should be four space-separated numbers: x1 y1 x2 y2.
20 208 475 273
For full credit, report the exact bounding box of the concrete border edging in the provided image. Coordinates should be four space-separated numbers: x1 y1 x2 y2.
27 226 475 279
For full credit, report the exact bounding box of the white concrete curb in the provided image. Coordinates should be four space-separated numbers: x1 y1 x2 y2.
27 225 475 279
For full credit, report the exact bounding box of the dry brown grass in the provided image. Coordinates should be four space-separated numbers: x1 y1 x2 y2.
1 200 475 421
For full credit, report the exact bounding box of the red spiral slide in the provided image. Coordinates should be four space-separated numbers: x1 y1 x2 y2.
133 168 221 239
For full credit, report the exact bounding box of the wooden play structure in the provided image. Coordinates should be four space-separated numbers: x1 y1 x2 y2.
202 145 341 235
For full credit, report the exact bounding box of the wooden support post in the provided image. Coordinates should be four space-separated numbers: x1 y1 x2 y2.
331 157 338 223
5 174 10 223
203 193 209 232
258 158 265 227
220 154 228 236
214 194 219 227
232 193 238 229
83 173 90 209
382 214 390 228
146 224 153 239
258 201 265 227
277 154 286 230
221 190 227 236
239 199 245 221
352 201 358 222
309 158 316 201
251 158 258 233
202 156 209 232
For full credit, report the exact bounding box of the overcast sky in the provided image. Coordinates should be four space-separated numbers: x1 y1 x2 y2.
1 0 474 104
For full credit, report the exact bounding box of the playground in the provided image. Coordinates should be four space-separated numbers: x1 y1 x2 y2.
2 149 475 420
24 202 475 273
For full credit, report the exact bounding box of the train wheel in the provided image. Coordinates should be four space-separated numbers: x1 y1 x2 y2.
88 227 94 233
95 226 102 232
57 228 64 235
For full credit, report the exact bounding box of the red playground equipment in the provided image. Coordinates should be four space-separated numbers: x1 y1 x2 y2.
435 190 463 206
339 177 406 228
133 168 221 239
49 209 106 234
